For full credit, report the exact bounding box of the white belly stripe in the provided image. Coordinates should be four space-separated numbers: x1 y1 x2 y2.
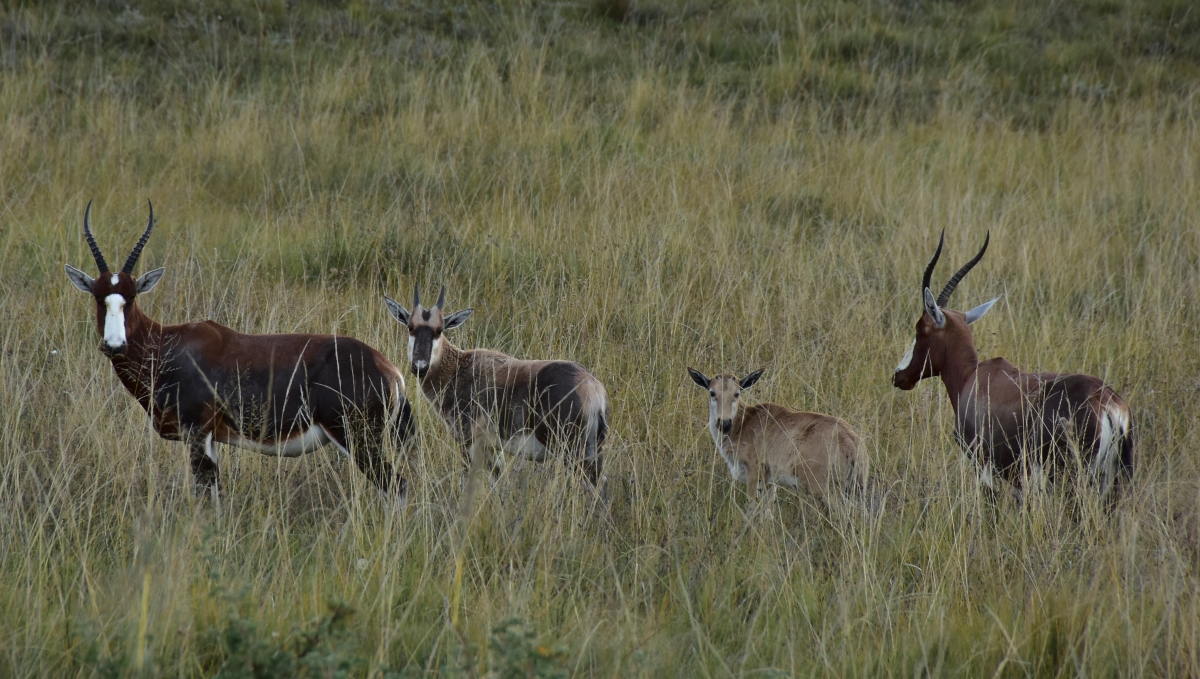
226 425 330 458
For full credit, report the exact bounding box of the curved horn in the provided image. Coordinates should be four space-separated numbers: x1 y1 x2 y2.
436 285 446 310
937 231 990 307
121 200 154 274
82 199 110 274
921 229 944 293
413 281 420 308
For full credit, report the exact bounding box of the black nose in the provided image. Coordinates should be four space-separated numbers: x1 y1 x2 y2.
102 344 126 356
412 364 429 378
718 420 732 434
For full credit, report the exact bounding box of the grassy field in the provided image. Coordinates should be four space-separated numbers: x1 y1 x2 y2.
2 1 1199 676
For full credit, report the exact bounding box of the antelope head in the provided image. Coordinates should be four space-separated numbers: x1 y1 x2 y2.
64 200 165 356
892 230 999 390
384 284 472 378
688 367 764 435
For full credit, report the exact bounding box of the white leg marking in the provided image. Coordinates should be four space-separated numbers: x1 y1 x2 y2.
204 433 221 510
204 432 218 464
895 339 916 372
978 462 997 491
102 294 127 348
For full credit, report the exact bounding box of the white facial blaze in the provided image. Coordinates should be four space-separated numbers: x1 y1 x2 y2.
407 335 416 363
430 336 441 365
895 339 916 372
110 274 119 285
103 294 127 348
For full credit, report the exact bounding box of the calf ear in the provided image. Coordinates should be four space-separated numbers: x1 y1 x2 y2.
687 367 710 389
384 296 410 325
964 297 1000 325
136 267 165 294
443 308 473 330
65 264 95 293
739 368 765 390
923 287 946 328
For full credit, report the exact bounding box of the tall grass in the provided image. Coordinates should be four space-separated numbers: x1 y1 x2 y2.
1 1 1198 676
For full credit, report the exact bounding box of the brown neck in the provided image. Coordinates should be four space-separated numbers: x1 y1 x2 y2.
937 334 980 413
419 338 464 401
106 302 166 407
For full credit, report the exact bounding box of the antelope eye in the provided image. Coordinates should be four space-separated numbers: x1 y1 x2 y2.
434 329 442 338
734 392 740 398
708 391 715 397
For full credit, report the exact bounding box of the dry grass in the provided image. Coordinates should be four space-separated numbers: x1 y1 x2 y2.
1 2 1199 676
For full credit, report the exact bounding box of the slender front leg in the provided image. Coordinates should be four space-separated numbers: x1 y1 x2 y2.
188 433 221 506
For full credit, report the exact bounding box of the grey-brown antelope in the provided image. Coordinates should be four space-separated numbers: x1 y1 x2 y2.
384 285 609 487
384 284 609 487
687 368 867 506
65 201 415 504
892 230 1133 501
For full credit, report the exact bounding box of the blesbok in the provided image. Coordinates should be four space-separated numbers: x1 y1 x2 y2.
687 367 866 507
64 200 415 503
384 285 609 488
892 230 1133 501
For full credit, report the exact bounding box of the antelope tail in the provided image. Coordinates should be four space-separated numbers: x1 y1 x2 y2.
583 387 609 465
1093 403 1132 500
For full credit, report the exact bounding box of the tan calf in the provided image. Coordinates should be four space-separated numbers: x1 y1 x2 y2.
687 368 866 505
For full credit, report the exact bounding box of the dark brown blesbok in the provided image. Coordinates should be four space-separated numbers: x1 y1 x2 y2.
892 231 1133 501
384 285 609 488
65 201 415 504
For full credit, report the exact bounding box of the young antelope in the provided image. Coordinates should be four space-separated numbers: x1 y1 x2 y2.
687 367 866 506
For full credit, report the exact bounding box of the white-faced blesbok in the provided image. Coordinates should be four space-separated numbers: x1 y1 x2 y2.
687 367 867 507
892 230 1133 501
64 200 415 503
384 285 609 488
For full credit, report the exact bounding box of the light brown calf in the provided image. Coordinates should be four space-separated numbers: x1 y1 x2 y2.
687 368 866 506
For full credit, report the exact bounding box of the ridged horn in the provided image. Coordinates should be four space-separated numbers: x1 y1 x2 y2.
921 229 944 294
413 281 420 308
436 285 445 309
121 200 154 274
83 199 110 274
937 232 990 307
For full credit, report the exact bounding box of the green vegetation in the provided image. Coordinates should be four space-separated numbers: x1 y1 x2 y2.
1 1 1197 676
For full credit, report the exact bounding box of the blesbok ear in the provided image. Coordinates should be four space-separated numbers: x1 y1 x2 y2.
923 288 946 328
136 267 165 294
64 264 95 293
383 296 410 325
443 308 473 331
964 297 1000 325
687 367 710 389
739 369 765 390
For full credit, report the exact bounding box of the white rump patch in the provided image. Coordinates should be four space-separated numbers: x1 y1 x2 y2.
895 339 916 372
103 294 126 348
